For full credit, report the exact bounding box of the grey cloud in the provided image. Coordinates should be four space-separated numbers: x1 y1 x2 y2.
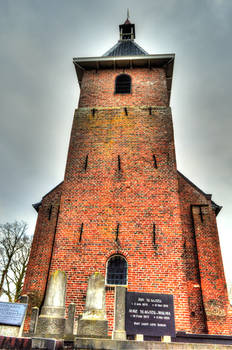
0 0 231 284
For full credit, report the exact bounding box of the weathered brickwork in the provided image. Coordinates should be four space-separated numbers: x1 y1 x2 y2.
105 288 115 335
23 65 232 337
178 173 207 334
22 183 63 331
53 101 190 330
78 68 169 108
178 173 232 334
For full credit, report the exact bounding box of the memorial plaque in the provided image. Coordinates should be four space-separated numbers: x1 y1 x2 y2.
0 302 27 326
126 292 175 337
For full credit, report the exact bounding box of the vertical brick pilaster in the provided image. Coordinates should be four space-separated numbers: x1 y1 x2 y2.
191 205 228 333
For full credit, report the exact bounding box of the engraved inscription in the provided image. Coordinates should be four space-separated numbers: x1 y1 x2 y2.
0 302 27 326
126 292 175 337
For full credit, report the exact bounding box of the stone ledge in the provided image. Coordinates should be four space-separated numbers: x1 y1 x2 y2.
75 106 170 112
75 338 232 350
32 337 63 350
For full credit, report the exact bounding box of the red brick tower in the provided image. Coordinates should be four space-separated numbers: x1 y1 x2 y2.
23 16 231 336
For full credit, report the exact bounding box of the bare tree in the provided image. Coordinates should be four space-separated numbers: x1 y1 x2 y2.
0 221 31 301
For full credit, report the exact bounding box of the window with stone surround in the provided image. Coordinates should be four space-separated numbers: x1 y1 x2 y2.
106 255 127 285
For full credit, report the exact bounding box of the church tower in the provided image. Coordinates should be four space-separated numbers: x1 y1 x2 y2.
23 16 231 337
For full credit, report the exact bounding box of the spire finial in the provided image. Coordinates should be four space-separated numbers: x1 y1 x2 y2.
127 8 130 20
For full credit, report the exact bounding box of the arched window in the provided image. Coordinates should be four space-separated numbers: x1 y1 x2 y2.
106 255 127 285
115 74 131 94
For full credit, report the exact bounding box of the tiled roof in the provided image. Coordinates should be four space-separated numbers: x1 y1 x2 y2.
103 40 148 57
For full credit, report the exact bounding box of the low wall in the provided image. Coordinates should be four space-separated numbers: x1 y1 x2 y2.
1 336 232 350
0 336 31 350
0 336 63 350
75 338 232 350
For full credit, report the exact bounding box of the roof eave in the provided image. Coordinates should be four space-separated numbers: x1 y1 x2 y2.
178 171 222 216
32 201 41 212
73 54 175 103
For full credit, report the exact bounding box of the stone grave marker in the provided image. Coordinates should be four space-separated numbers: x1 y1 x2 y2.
35 270 66 338
0 301 27 337
77 272 108 338
126 291 175 337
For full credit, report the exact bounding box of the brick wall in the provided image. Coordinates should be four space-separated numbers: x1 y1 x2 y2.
178 173 232 334
22 67 231 336
49 101 191 333
22 183 62 331
78 68 168 108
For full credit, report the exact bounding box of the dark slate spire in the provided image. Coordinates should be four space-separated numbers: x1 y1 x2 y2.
103 14 148 57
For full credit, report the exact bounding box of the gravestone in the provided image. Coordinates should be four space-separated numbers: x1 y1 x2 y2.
112 286 126 340
77 272 108 338
29 307 39 334
35 270 66 338
64 303 76 338
0 301 28 337
126 292 175 337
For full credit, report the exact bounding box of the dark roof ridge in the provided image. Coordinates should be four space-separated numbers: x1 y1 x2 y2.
178 170 211 199
130 41 148 54
32 181 64 212
103 40 148 57
177 170 222 215
41 180 64 199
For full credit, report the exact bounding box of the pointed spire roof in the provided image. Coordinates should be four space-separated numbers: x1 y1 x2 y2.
103 40 147 57
124 9 131 24
124 18 131 25
103 14 148 57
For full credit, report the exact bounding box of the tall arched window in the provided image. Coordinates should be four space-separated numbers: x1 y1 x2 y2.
106 255 127 285
115 74 131 94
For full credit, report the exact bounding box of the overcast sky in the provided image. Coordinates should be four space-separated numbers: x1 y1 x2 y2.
0 0 232 286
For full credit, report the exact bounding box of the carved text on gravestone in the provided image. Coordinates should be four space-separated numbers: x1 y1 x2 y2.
0 302 27 326
126 292 175 337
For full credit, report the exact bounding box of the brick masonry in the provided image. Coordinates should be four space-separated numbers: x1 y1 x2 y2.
22 183 63 331
22 67 232 336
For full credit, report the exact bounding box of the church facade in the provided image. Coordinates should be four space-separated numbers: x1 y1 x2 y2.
22 17 232 336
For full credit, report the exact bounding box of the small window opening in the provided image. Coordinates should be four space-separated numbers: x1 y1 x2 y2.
199 206 204 223
48 205 53 220
92 108 96 116
115 74 131 94
153 223 156 245
124 107 128 116
107 255 127 285
84 155 88 172
118 155 121 172
115 223 120 242
183 240 186 251
79 223 84 242
153 154 157 169
149 107 152 115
